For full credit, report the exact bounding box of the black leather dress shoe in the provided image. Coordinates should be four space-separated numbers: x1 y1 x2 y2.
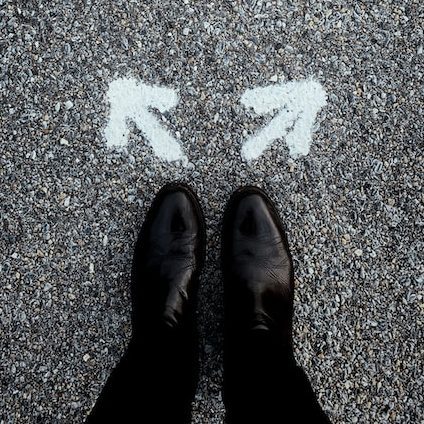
131 182 206 337
222 186 294 347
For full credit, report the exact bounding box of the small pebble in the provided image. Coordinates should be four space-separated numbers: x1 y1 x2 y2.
354 249 363 257
64 100 74 110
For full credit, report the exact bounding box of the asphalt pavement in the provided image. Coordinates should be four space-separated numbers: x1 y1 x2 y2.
1 1 423 422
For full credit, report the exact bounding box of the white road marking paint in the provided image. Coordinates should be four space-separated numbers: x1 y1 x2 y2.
240 79 327 160
104 78 187 162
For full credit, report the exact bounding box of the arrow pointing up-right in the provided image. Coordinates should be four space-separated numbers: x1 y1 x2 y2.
240 79 327 161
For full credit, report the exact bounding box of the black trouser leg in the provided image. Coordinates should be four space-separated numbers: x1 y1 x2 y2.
86 326 197 424
224 330 330 424
85 342 139 423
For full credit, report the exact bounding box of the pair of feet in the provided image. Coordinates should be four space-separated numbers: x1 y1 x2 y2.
132 183 293 345
133 183 294 417
87 183 329 423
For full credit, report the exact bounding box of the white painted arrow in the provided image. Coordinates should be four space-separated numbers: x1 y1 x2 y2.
104 77 187 162
240 79 327 161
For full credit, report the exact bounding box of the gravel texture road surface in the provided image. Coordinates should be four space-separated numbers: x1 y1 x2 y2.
1 1 423 422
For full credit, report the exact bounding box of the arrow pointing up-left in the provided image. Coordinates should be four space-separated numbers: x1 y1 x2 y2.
104 78 187 162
